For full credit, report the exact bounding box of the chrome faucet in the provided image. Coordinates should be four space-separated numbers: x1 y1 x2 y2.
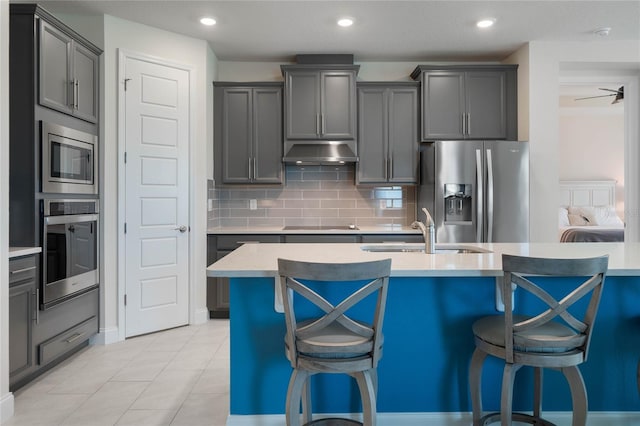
411 208 436 254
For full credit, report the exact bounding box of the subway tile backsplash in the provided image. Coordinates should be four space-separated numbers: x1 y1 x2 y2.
207 165 416 229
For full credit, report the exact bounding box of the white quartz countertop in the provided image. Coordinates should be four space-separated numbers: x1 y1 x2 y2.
207 225 420 235
207 242 640 278
9 246 42 258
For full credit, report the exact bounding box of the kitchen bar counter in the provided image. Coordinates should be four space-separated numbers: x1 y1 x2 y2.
207 242 640 425
207 241 640 277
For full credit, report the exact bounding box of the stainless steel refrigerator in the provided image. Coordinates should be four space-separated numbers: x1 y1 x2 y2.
418 140 529 243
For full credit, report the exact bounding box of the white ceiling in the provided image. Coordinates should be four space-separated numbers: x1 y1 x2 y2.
26 0 640 62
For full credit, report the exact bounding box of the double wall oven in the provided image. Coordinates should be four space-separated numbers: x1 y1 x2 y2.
39 121 99 309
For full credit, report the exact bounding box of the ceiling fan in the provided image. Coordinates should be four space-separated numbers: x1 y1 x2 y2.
575 86 624 104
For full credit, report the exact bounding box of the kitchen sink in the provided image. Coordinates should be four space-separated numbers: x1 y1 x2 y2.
360 244 492 254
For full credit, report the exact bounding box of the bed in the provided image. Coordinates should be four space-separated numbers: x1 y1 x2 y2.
558 180 624 242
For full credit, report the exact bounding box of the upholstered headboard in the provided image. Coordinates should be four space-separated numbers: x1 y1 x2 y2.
559 180 617 208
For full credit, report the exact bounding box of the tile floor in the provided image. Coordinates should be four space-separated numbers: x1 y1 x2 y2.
3 319 230 426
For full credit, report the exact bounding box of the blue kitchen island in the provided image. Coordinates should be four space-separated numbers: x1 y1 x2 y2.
207 242 640 425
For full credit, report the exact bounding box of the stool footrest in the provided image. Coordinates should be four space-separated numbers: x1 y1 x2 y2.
304 419 363 426
480 412 556 426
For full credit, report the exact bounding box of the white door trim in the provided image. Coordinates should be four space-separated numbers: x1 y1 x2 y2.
559 74 639 242
117 49 197 341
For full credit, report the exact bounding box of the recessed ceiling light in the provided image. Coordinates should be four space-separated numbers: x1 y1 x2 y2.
476 19 495 29
200 17 216 26
594 27 611 36
337 18 354 27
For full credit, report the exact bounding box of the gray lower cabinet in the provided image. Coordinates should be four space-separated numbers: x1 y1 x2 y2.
283 235 359 243
213 82 283 184
360 234 424 244
357 82 419 184
281 65 359 141
9 255 38 387
411 65 517 141
38 14 99 123
207 235 283 318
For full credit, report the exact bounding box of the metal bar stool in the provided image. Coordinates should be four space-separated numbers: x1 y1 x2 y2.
278 258 392 426
469 254 609 426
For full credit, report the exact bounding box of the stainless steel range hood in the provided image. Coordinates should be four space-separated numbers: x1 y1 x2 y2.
282 141 358 165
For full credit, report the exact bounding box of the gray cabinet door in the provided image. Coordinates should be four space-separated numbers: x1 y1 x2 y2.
321 71 356 140
219 86 283 184
357 86 387 183
357 84 419 184
465 71 506 139
285 71 321 139
9 281 36 380
422 72 465 140
388 86 419 183
39 20 73 116
284 68 357 141
72 42 99 123
9 255 38 387
253 88 283 183
222 88 252 183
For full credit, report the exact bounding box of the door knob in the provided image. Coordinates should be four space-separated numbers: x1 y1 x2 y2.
175 225 188 233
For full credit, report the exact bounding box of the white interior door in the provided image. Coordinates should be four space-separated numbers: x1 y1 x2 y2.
123 55 190 337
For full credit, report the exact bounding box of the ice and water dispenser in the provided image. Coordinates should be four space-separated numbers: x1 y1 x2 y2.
443 184 472 223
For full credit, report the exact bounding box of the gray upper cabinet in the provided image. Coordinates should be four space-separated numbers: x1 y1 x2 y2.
281 65 359 141
39 19 99 123
214 82 283 185
357 82 419 184
411 65 518 141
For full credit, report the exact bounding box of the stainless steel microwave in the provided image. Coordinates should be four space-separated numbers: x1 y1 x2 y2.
41 121 97 195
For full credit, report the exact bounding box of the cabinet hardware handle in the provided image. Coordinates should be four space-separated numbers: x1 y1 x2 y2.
74 79 79 109
65 332 86 344
253 157 257 181
69 80 75 108
462 113 466 135
236 241 260 244
10 266 36 275
321 114 325 136
316 114 320 136
467 113 471 135
34 288 40 324
248 158 252 180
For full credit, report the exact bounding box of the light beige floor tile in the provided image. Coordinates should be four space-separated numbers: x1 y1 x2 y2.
115 409 177 426
60 381 149 426
129 369 203 410
144 336 191 353
111 351 177 382
48 363 122 394
170 394 228 426
190 368 229 394
2 393 90 426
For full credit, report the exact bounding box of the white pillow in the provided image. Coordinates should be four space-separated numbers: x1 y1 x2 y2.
568 206 624 227
558 207 570 227
568 213 591 226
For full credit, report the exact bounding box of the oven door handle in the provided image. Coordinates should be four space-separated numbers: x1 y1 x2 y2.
44 213 99 225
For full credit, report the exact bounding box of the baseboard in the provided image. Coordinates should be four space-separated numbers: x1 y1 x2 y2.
0 391 15 423
226 411 640 426
90 326 120 345
193 307 209 325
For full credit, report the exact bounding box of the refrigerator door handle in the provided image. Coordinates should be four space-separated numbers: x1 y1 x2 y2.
475 149 483 243
486 148 494 243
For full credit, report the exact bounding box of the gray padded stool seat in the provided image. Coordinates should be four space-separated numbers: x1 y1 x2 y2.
278 258 392 426
469 254 609 426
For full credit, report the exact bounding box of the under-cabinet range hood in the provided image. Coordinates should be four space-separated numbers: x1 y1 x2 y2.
282 142 358 165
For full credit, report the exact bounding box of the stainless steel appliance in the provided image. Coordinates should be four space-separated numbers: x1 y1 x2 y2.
418 140 529 243
41 121 97 195
42 199 99 308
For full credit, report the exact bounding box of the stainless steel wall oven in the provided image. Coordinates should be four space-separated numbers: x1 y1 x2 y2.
41 121 97 195
42 199 99 308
